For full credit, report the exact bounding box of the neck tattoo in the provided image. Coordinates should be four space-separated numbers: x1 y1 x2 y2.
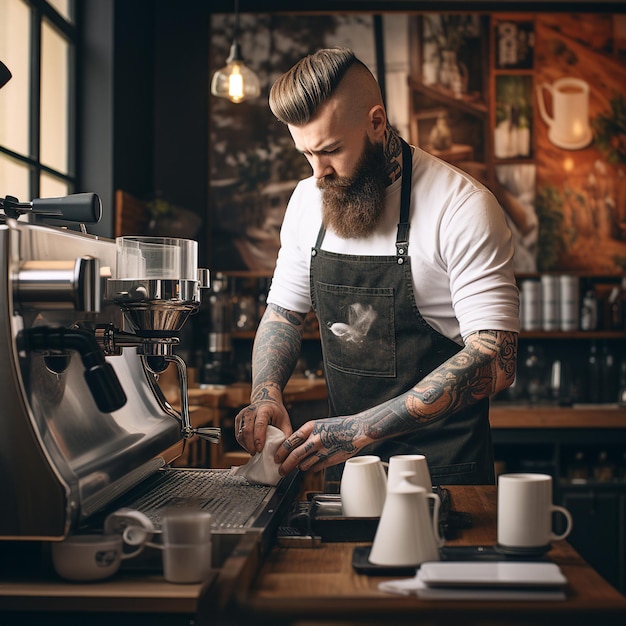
384 124 402 185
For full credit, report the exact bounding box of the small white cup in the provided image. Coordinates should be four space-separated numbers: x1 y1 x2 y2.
498 473 573 551
51 534 142 581
340 455 388 518
158 507 213 584
387 454 432 492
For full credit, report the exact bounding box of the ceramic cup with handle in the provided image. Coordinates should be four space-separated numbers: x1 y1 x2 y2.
369 471 444 566
51 533 145 581
387 454 432 492
497 473 573 554
340 455 388 517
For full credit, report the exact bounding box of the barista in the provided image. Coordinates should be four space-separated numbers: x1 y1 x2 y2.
234 48 519 487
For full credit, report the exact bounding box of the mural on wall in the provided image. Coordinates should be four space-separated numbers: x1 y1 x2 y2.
410 12 626 274
533 14 626 274
209 14 377 271
209 12 626 275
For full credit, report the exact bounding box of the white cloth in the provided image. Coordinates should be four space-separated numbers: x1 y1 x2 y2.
230 425 284 486
267 146 520 345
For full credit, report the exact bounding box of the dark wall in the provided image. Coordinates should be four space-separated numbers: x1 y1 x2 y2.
78 0 209 246
153 0 209 264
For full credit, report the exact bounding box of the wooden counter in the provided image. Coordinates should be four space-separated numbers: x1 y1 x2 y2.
232 486 626 626
1 487 625 626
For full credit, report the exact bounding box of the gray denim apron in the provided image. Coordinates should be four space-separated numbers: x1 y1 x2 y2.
310 140 494 490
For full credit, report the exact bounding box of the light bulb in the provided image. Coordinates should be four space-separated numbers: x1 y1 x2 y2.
228 66 244 101
211 42 261 104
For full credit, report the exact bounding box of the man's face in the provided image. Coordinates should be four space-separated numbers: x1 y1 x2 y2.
289 100 388 238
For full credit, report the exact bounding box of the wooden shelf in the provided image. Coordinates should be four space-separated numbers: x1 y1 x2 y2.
519 330 626 339
408 77 489 116
490 404 626 428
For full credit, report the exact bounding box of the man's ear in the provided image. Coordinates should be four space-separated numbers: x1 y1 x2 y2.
368 104 387 140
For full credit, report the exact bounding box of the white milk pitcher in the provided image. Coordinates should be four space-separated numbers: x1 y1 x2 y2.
369 471 444 567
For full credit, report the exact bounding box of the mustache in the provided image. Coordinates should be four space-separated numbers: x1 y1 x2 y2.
317 174 353 190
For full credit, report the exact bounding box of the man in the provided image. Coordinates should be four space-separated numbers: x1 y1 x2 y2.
235 47 519 486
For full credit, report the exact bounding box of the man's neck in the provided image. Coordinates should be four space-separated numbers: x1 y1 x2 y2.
384 123 403 186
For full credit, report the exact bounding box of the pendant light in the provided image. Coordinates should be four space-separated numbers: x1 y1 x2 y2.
210 0 260 103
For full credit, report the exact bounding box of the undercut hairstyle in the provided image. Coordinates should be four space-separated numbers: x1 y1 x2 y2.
269 47 363 126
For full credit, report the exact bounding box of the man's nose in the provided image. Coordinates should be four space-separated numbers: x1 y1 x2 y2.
311 156 333 179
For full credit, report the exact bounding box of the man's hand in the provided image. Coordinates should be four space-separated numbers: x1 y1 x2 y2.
234 398 292 456
275 415 368 476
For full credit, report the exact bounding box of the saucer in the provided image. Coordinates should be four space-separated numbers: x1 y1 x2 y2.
548 127 593 150
494 543 552 558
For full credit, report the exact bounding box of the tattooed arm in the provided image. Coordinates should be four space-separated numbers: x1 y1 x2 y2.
234 303 307 455
275 329 517 475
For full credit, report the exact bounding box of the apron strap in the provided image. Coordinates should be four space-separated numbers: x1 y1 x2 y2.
395 139 412 262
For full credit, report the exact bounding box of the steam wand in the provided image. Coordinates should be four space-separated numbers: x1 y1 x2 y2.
156 353 221 444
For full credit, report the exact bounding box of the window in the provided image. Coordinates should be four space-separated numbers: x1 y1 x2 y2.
0 0 76 203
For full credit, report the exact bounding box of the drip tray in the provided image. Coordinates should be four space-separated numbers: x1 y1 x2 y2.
120 468 276 531
107 467 301 572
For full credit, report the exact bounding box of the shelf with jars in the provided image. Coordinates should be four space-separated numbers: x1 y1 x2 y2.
195 271 323 386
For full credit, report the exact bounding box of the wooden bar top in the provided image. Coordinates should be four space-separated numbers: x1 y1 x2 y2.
233 486 626 626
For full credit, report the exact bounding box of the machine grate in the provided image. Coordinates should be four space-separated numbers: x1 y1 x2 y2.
125 469 272 530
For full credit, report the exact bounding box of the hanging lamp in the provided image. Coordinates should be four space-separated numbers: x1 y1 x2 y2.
210 0 260 103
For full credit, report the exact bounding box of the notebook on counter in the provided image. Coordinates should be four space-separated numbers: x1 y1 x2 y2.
379 561 567 601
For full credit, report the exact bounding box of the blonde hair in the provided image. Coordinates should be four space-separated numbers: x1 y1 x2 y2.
269 48 365 126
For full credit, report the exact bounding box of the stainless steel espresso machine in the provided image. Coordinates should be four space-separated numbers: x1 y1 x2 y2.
0 194 298 561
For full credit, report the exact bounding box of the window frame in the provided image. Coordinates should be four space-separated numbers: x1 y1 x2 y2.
0 0 77 201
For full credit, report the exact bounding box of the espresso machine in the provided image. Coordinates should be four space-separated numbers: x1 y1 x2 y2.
0 191 303 563
0 192 230 540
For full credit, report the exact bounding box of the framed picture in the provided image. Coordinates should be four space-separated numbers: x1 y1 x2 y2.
494 75 534 160
495 20 535 70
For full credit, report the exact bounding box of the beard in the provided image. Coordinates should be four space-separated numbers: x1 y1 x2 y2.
317 137 388 239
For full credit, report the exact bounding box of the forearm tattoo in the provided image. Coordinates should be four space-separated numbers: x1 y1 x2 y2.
350 330 518 443
251 303 305 396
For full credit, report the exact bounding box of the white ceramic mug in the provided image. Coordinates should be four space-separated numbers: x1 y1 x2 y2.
340 455 388 518
536 77 592 148
498 473 573 550
51 533 143 581
369 471 444 566
387 454 432 492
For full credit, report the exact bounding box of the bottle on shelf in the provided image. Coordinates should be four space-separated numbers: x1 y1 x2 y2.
593 450 615 482
567 450 588 484
607 284 624 331
580 289 599 331
201 272 235 385
586 341 602 404
600 341 619 404
619 359 626 407
520 343 547 404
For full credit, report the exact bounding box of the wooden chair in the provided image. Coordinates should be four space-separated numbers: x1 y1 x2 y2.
114 189 151 237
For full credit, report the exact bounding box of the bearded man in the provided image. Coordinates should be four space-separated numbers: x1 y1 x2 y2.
234 47 519 488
